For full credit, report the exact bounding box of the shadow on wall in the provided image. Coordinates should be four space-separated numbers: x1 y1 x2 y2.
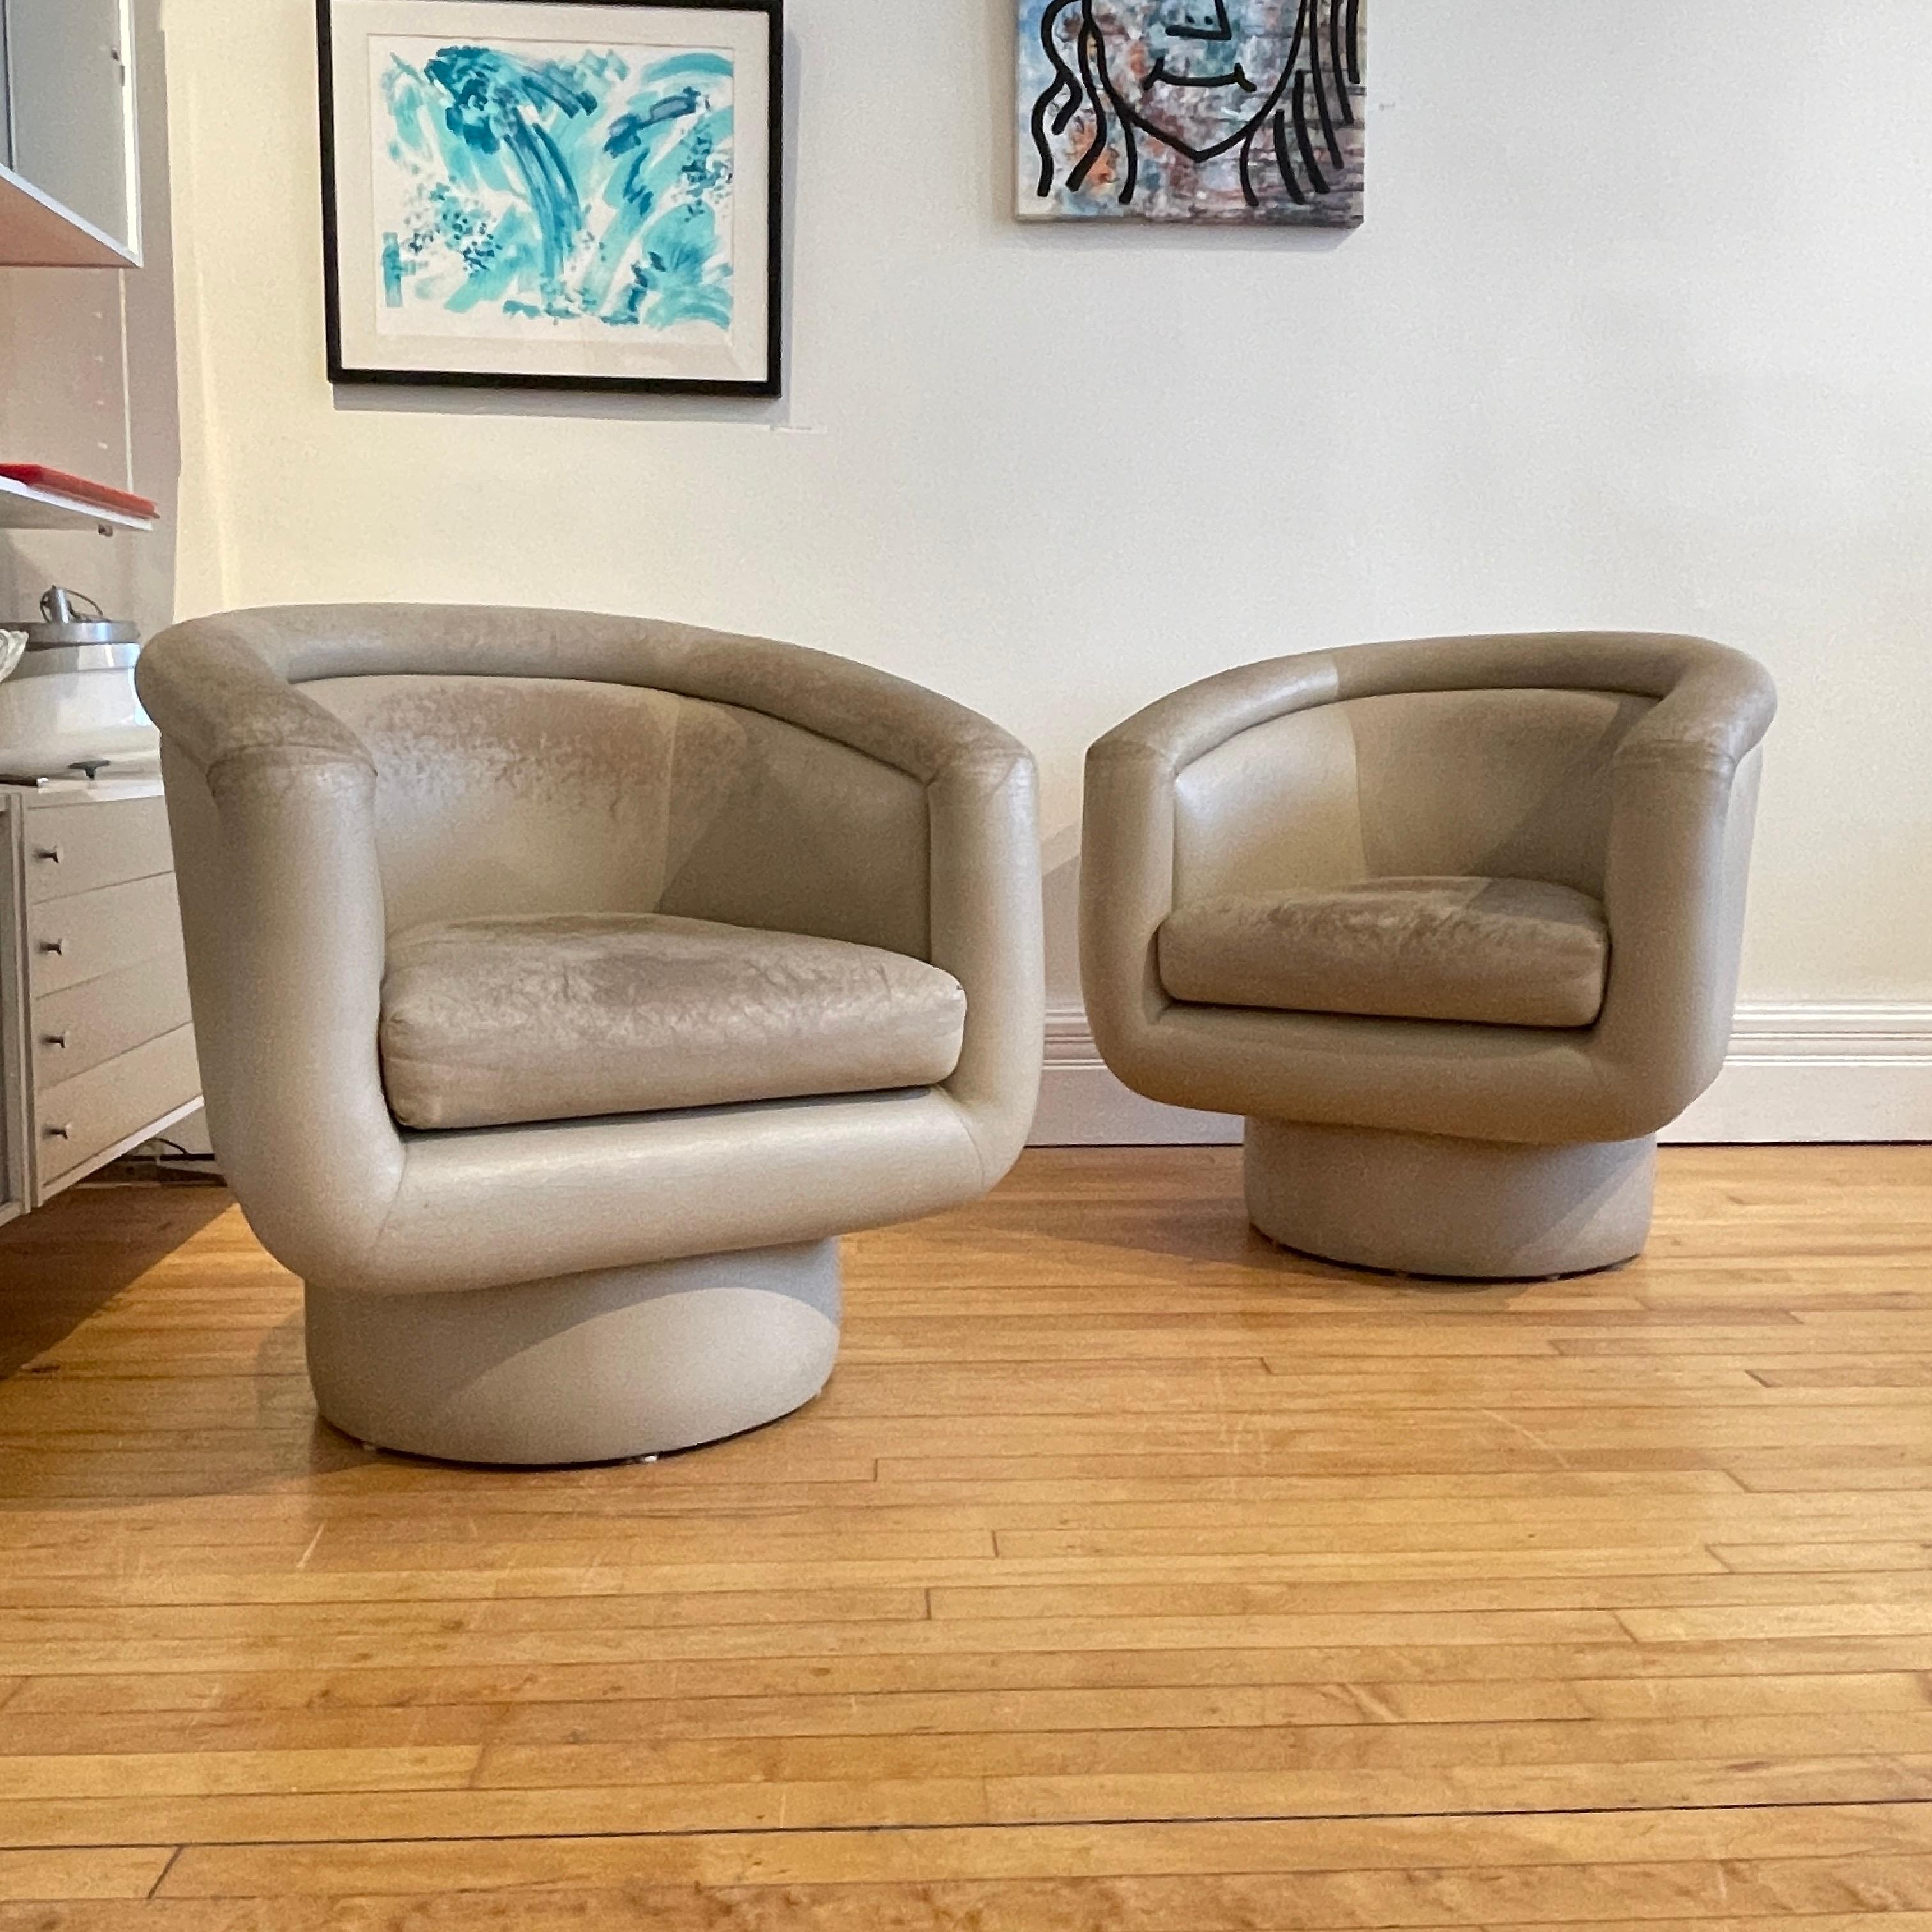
1042 824 1084 1008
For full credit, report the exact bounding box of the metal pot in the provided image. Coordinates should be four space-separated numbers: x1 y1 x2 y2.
0 587 158 783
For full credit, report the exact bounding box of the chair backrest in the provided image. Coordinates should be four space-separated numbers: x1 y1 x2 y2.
306 672 932 954
1173 686 1655 906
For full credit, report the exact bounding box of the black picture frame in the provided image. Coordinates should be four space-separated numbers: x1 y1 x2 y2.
317 0 783 397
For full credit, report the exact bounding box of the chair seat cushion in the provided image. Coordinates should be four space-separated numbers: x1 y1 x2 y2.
380 913 967 1131
1158 877 1610 1029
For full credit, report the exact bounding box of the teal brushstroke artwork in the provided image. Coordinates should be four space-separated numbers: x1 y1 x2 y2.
370 36 735 337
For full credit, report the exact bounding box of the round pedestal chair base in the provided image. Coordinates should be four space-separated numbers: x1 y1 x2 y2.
305 1241 843 1466
1245 1119 1658 1280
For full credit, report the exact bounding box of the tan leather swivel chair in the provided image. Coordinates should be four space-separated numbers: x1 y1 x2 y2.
1082 634 1775 1278
137 606 1043 1464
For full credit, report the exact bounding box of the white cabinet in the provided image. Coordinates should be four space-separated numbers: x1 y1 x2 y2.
0 781 199 1222
0 0 141 267
0 792 19 1225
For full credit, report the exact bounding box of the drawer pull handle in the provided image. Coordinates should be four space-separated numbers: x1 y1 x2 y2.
33 846 62 865
44 1124 72 1141
42 1032 69 1050
38 939 66 956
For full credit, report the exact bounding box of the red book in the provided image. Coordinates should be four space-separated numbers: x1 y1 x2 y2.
0 464 158 521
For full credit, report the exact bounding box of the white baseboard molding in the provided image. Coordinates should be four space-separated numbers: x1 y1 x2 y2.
1035 1006 1241 1146
1031 1003 1932 1147
1669 1004 1932 1143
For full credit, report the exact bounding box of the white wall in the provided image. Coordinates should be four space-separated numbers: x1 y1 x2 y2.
162 1 1932 1128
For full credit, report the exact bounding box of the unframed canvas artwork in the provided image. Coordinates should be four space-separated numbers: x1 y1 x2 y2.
1018 0 1365 226
371 38 735 340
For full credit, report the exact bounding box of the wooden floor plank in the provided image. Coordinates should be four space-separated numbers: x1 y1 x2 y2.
147 1800 1932 1885
0 1848 171 1903
0 1146 1927 1922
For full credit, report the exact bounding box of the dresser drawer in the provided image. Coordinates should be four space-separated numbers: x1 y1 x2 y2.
33 949 193 1091
34 1024 201 1195
27 873 183 997
24 797 174 904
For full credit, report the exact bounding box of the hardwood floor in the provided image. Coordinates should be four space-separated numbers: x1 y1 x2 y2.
0 1145 1929 1924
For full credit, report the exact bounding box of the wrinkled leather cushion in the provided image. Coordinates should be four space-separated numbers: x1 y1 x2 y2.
1158 877 1610 1029
381 914 967 1131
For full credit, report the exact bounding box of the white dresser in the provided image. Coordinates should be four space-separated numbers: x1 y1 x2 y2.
0 777 200 1225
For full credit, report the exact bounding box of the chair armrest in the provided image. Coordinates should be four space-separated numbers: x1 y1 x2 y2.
1581 642 1775 1124
1080 735 1178 1084
926 749 1043 1184
141 617 405 1289
160 740 405 1289
1613 640 1778 778
1591 740 1769 1126
1081 655 1346 1082
135 622 376 779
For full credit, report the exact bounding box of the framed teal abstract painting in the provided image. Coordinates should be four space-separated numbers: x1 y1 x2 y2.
319 0 781 394
1018 0 1363 226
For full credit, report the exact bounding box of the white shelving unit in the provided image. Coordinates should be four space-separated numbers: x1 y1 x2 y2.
0 0 143 270
0 472 153 535
0 158 139 270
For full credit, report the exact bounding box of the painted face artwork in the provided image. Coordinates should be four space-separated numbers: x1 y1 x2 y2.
1087 0 1301 161
1018 0 1364 225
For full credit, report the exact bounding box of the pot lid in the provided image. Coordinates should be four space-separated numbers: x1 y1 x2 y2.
11 587 139 650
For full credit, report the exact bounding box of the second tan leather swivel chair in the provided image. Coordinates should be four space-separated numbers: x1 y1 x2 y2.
138 606 1043 1466
1082 634 1776 1279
